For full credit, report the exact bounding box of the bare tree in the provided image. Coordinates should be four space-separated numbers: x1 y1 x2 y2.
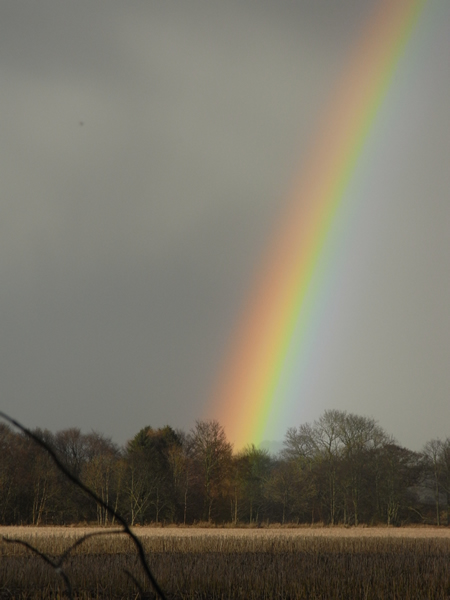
0 424 19 523
82 432 121 526
309 410 343 524
423 439 446 526
190 420 232 522
439 438 450 525
375 443 422 525
167 432 195 524
336 412 388 525
29 430 59 525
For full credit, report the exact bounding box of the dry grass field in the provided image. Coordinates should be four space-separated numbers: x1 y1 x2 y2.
1 526 450 599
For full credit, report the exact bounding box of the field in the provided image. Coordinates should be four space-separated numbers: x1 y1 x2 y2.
1 526 450 599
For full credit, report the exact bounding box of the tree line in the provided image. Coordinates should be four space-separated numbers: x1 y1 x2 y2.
0 410 449 527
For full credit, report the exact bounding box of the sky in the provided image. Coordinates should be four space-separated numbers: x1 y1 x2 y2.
0 0 449 451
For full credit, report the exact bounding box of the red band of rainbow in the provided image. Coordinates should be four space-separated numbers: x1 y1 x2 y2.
209 0 427 449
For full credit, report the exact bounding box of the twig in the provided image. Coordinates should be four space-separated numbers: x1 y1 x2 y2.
0 412 167 600
3 537 73 599
59 529 123 563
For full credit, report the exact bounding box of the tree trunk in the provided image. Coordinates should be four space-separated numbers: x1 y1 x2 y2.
435 475 441 526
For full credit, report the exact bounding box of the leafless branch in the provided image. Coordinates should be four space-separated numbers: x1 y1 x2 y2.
3 537 73 598
0 412 167 600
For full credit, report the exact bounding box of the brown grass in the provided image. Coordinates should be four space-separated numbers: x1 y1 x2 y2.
1 527 450 599
2 523 450 539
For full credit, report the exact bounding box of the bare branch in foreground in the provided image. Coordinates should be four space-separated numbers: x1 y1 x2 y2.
3 537 74 599
0 412 167 600
4 531 125 599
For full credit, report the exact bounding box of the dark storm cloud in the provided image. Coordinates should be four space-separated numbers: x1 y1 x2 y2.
0 0 448 449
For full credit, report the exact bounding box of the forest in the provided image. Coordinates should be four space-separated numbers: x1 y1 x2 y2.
0 410 449 528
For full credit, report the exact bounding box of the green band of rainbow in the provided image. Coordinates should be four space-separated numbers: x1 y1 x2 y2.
209 0 427 449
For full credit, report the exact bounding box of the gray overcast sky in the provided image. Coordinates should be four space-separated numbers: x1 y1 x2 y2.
1 0 449 450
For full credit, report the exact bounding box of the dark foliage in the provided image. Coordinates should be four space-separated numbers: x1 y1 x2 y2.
0 410 448 527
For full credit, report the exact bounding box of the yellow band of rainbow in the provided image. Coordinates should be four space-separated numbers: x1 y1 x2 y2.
209 0 427 449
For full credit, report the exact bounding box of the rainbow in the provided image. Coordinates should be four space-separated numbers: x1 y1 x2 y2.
208 0 428 449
